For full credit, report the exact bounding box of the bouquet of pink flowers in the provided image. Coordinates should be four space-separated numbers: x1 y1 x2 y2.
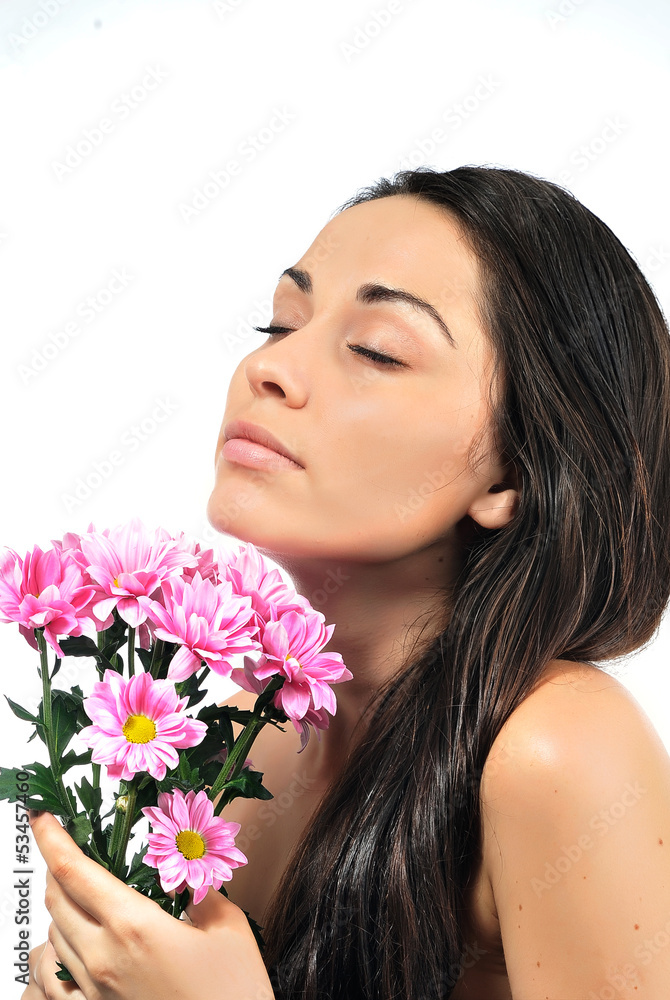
0 518 352 983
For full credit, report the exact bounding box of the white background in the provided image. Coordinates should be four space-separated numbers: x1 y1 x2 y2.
0 0 669 983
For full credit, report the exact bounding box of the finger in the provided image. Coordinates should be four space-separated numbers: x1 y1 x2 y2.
29 810 150 925
47 920 91 997
28 939 48 989
32 938 86 998
44 870 100 964
184 884 244 930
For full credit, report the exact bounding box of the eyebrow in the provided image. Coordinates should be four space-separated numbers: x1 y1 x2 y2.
278 266 457 348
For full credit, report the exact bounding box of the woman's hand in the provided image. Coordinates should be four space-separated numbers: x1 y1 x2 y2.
22 938 80 999
27 810 275 1000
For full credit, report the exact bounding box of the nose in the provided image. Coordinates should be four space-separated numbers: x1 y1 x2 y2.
243 327 312 406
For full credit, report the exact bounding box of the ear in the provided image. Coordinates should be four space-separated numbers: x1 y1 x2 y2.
466 464 520 530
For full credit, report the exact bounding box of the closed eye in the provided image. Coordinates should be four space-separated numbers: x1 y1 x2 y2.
252 324 405 368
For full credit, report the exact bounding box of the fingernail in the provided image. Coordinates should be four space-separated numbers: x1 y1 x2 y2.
28 809 44 824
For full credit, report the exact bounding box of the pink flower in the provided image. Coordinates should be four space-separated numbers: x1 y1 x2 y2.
174 536 220 586
141 788 247 905
0 544 96 656
231 609 353 750
139 573 261 682
52 525 96 554
75 518 198 629
222 542 312 630
52 526 116 632
78 669 207 781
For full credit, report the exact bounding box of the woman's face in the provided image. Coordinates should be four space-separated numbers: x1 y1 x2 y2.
208 194 511 563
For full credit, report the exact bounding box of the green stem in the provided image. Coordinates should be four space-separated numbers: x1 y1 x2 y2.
83 835 110 871
210 714 264 813
107 789 126 859
110 778 139 879
94 629 106 678
127 627 135 677
91 763 100 789
37 630 76 822
208 677 285 818
149 638 163 679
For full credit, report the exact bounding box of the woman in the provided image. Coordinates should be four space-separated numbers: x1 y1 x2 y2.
25 165 670 999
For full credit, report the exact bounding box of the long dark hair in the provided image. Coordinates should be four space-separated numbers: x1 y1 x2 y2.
260 165 670 999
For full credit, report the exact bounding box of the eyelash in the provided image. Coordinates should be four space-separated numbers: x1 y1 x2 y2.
252 325 404 367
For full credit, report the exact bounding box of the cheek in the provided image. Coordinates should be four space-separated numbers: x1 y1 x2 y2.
312 421 478 551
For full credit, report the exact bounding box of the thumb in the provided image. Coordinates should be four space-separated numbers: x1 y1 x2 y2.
184 884 241 929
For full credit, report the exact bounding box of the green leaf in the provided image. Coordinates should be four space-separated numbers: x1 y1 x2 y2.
74 775 102 819
199 759 227 788
58 635 118 674
55 960 75 982
99 610 129 660
61 748 93 773
135 646 153 671
49 688 84 758
65 812 93 848
127 865 159 892
197 703 255 726
222 768 273 801
178 753 192 781
3 695 40 725
0 763 66 814
155 774 206 795
174 669 210 709
88 817 113 868
126 844 150 883
133 774 165 813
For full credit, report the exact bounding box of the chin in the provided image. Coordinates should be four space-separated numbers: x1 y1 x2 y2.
205 491 250 543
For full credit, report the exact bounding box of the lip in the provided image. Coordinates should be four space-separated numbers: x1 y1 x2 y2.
223 419 303 468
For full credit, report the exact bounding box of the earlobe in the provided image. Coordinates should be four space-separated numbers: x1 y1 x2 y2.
466 484 519 530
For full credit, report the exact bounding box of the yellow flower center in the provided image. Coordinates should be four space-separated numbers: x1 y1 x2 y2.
122 714 156 744
113 577 120 588
175 829 206 860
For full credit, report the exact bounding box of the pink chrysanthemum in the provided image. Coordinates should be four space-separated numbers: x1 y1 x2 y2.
78 669 207 781
53 526 116 633
138 572 261 682
141 788 247 905
222 542 312 630
231 608 353 750
174 536 220 586
0 544 96 656
74 518 198 629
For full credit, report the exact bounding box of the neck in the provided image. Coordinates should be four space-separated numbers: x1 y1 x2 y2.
260 538 460 783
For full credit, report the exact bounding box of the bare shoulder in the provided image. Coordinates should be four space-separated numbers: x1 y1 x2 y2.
479 658 670 996
481 658 670 796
